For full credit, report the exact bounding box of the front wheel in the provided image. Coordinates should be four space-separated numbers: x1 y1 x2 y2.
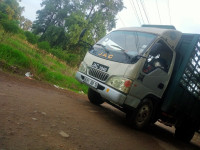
88 88 104 105
126 99 153 129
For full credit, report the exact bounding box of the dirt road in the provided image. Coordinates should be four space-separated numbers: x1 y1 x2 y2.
0 71 199 150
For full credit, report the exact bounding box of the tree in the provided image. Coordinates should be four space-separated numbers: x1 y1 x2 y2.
0 0 33 31
0 0 24 41
32 0 72 35
0 0 24 21
32 0 124 50
20 16 32 31
65 12 89 48
0 19 19 41
40 25 66 48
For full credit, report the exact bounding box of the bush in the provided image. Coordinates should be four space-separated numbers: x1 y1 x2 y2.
48 48 81 66
37 41 50 51
1 20 19 34
36 42 81 67
50 48 65 59
0 44 30 68
0 12 8 20
66 53 80 66
25 31 38 44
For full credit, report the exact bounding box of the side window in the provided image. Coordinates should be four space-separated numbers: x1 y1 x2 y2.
143 40 173 74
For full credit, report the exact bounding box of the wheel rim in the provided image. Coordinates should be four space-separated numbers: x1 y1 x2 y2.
136 104 150 125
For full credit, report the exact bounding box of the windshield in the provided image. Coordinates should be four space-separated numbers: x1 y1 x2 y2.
94 30 157 56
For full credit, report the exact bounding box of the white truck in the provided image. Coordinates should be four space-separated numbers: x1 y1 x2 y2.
76 25 200 142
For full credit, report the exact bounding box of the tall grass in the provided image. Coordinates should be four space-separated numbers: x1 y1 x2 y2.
0 32 88 93
48 48 81 67
0 44 30 68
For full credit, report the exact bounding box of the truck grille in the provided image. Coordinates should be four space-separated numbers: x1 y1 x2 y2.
88 67 109 81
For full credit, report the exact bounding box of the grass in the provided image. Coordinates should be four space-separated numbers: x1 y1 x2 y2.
0 31 88 94
0 44 30 68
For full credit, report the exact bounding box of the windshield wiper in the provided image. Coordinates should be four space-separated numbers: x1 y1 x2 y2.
95 43 109 53
110 45 131 59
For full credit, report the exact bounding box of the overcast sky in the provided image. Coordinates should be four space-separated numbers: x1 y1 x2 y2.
19 0 200 33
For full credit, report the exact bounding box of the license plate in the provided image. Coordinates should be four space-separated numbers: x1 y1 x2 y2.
91 62 109 72
84 77 98 88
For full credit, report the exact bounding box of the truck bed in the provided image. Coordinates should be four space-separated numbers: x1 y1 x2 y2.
161 34 200 122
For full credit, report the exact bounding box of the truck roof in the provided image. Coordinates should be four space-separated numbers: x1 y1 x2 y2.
117 27 182 49
141 24 176 30
118 27 180 36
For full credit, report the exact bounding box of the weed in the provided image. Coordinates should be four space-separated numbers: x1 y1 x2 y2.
0 33 88 94
0 44 30 68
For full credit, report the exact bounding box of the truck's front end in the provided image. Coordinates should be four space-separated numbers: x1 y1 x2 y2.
76 28 157 107
76 26 183 130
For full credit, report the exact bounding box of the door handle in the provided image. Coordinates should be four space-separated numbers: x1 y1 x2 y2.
158 83 164 89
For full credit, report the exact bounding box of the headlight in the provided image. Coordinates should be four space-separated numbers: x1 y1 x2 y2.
79 62 87 74
107 76 132 94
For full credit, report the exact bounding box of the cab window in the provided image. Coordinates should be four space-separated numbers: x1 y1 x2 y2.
143 40 173 73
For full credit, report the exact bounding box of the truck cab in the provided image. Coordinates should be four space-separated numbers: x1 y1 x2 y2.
76 25 200 142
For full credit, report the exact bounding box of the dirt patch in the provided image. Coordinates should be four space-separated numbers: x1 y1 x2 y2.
0 70 199 150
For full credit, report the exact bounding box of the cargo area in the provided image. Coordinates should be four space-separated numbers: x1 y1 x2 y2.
162 34 200 125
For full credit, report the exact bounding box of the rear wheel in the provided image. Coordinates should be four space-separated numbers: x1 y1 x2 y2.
126 99 154 129
88 88 104 105
175 122 195 142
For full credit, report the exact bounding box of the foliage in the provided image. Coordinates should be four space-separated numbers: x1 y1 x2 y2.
65 12 89 49
0 0 29 39
24 31 38 44
1 19 19 34
40 25 66 48
0 11 8 20
20 16 32 31
0 0 24 20
32 0 124 51
0 44 30 68
0 36 88 93
0 0 32 32
37 41 51 51
49 48 81 66
36 40 81 67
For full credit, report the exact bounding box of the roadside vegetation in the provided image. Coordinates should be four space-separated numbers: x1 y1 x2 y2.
0 0 124 94
0 29 88 93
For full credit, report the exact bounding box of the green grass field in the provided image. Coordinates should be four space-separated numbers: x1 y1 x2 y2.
0 32 88 94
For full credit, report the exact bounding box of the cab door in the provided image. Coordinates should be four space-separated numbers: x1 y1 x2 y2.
140 40 174 98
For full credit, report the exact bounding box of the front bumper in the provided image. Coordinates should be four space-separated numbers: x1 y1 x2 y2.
75 71 127 105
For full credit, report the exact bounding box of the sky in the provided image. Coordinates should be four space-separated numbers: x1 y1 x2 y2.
19 0 200 34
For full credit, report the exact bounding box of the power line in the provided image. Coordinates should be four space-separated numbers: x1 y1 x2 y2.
155 0 162 24
167 0 172 24
129 0 142 25
135 0 145 24
130 0 142 25
140 0 150 24
118 14 126 27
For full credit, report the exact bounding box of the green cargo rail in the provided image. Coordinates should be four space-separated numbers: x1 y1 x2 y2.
162 34 200 121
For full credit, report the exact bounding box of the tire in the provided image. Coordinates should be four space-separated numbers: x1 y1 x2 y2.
88 88 104 105
126 99 154 129
175 123 195 142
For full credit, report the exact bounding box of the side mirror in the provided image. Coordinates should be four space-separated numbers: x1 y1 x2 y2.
79 29 87 40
